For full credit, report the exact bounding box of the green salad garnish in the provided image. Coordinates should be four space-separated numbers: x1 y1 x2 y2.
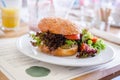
92 39 106 53
82 29 93 42
81 29 106 53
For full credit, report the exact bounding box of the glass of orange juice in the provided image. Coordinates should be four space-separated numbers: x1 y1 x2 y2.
1 0 22 30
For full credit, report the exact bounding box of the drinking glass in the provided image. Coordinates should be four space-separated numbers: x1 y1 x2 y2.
77 0 97 28
27 0 53 31
1 0 22 30
53 0 75 18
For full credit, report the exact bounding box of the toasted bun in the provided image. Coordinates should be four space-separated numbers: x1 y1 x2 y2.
39 45 78 56
38 17 81 35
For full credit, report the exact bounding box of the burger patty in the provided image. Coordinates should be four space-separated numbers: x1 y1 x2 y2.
36 31 66 51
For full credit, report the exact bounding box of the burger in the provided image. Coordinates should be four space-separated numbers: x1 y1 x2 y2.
31 17 106 58
31 17 81 56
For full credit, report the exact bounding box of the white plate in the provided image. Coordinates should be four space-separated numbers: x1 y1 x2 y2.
16 34 115 67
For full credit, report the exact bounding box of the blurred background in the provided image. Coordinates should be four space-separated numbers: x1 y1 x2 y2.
0 0 120 31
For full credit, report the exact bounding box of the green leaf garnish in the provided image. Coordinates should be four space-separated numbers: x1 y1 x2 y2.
82 29 93 42
92 39 106 53
30 33 41 46
87 40 93 45
65 40 77 46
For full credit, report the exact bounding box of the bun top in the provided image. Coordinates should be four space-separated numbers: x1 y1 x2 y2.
38 17 81 35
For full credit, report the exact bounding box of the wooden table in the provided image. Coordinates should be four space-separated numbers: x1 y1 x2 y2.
0 25 120 80
0 23 29 38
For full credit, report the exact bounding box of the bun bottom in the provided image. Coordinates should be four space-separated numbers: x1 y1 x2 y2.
38 45 78 56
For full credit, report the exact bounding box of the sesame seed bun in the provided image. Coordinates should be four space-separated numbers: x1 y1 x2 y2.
38 17 81 35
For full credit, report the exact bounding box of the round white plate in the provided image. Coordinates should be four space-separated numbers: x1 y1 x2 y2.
16 34 115 67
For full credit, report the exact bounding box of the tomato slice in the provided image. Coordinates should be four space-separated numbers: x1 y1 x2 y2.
80 43 86 51
92 37 98 43
65 34 80 40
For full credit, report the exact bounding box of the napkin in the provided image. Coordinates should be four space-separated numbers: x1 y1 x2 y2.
89 28 120 45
